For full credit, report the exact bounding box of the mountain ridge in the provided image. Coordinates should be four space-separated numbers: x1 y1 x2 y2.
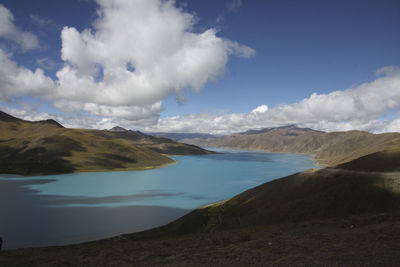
148 132 216 141
0 110 212 175
182 125 400 166
3 153 400 265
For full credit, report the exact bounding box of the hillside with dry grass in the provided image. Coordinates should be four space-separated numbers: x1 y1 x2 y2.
335 148 400 172
0 110 211 175
2 153 400 266
182 125 400 166
2 111 400 265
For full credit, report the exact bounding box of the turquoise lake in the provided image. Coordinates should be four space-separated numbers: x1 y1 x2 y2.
0 149 315 249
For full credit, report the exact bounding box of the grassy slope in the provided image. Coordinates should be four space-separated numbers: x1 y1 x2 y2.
0 120 173 175
183 127 400 166
336 148 400 172
160 149 400 235
2 155 400 265
0 111 211 175
165 169 400 235
2 111 400 264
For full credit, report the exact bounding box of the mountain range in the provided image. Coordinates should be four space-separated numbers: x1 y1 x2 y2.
146 132 216 141
2 111 400 265
3 146 400 265
181 125 400 167
0 110 211 175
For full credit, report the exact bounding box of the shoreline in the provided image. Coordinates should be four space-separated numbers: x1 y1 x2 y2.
1 149 316 251
204 146 324 167
0 159 178 178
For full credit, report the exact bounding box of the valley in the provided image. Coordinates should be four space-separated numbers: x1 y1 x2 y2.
2 112 400 266
182 125 400 166
0 111 211 175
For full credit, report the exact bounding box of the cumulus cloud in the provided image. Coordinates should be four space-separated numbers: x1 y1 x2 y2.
0 4 39 51
252 104 268 114
0 49 54 100
0 0 255 124
383 115 400 133
1 1 399 135
143 67 400 134
55 0 255 109
269 67 400 123
3 65 400 134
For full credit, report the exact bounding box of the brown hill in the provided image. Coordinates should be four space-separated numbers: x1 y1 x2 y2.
0 110 23 122
163 168 400 235
182 125 400 166
335 148 400 172
2 115 400 265
2 156 400 266
0 110 211 175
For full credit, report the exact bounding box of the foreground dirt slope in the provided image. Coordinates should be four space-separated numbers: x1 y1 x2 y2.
2 110 400 265
162 168 400 234
1 212 400 266
2 156 400 266
336 148 400 172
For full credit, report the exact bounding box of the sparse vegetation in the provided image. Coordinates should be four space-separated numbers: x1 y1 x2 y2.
2 110 400 265
183 125 400 166
0 110 212 175
2 162 400 266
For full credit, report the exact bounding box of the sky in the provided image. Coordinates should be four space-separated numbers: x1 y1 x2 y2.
0 0 399 134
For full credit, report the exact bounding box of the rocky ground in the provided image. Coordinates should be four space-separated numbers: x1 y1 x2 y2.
1 212 400 266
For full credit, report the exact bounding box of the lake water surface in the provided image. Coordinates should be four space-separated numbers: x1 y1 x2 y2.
0 149 314 249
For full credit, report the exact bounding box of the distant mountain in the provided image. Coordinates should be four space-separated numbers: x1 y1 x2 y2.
110 126 127 132
0 110 212 175
148 132 216 141
241 125 323 135
3 118 400 265
4 151 400 265
110 126 150 137
182 125 400 166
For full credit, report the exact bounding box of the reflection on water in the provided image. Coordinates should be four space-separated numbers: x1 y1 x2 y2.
0 149 314 249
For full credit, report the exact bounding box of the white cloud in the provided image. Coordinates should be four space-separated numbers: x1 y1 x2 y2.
83 102 163 121
142 67 400 134
269 67 400 123
1 1 399 135
55 0 255 109
4 65 399 134
0 0 255 123
383 115 400 133
252 104 268 114
0 4 39 51
0 49 54 100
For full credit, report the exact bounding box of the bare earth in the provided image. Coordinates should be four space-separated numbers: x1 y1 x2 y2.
1 212 400 266
2 167 400 266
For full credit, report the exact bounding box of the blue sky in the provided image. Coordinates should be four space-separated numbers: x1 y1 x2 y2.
0 0 399 133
